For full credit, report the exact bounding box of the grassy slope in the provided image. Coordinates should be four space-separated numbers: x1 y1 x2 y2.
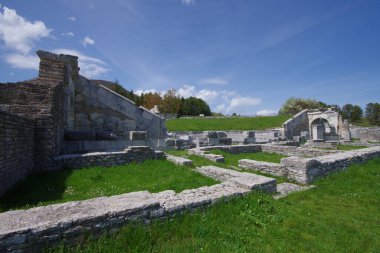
166 115 289 131
50 158 380 253
0 160 217 212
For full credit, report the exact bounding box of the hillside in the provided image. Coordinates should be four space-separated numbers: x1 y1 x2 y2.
166 115 289 131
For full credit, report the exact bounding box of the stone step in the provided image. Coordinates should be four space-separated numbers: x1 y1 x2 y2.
153 182 250 214
196 166 276 193
165 154 193 166
274 183 315 199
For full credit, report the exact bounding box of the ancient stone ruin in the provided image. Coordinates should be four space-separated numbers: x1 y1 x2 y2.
283 108 351 144
0 50 166 196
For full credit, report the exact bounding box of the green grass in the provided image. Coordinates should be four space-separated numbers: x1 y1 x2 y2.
210 150 286 165
0 160 217 212
337 144 368 150
167 149 288 183
166 115 289 131
49 157 380 253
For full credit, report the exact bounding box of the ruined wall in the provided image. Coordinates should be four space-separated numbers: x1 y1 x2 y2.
72 78 165 139
282 109 309 140
350 126 380 142
0 51 66 171
0 111 34 196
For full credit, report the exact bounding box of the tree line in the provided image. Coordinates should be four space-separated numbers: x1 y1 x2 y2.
279 97 380 125
121 87 212 117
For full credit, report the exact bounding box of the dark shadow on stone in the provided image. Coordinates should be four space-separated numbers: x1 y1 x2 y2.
0 169 73 212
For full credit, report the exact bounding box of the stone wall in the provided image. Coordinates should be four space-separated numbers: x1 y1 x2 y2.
172 129 281 146
281 146 380 184
53 146 164 169
350 126 380 142
282 109 309 140
0 51 67 171
0 166 276 252
0 111 35 196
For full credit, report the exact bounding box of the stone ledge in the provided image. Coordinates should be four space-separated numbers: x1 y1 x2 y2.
165 154 193 166
274 183 315 199
196 166 276 193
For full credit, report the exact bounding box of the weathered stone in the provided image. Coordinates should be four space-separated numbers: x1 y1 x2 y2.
165 154 193 166
129 131 147 141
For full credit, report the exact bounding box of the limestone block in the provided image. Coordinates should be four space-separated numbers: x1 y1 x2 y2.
166 138 176 147
245 131 255 138
219 138 232 145
208 138 219 146
130 131 147 141
207 131 218 138
217 132 227 138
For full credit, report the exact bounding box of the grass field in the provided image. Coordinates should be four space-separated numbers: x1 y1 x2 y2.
167 150 288 183
49 157 380 252
166 115 289 131
0 160 217 212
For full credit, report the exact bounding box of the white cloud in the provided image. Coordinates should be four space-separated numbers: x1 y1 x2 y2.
225 97 261 114
199 77 228 85
4 49 109 78
53 49 108 78
256 109 278 116
0 6 52 54
81 36 95 47
177 85 196 98
67 16 76 22
176 84 262 115
61 32 74 37
4 53 39 69
181 0 195 5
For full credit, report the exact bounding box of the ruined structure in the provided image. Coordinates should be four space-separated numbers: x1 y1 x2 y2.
282 108 351 143
0 50 166 195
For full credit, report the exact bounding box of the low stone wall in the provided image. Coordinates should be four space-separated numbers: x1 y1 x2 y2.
238 160 285 177
350 126 380 142
0 166 276 252
0 111 35 196
281 146 380 184
53 146 164 169
261 144 340 157
189 144 338 160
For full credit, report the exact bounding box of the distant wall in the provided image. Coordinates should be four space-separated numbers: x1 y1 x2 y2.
350 127 380 142
0 111 35 196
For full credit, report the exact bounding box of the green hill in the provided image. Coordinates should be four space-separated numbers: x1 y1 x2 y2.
166 115 289 131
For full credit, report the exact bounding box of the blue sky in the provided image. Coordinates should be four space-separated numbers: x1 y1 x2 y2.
0 0 379 115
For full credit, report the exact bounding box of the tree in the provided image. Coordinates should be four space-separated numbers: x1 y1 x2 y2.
159 89 181 114
365 103 380 125
278 97 326 116
341 104 354 120
351 105 363 122
181 97 211 116
142 92 162 110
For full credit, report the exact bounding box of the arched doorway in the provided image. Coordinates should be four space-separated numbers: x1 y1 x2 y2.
310 118 334 141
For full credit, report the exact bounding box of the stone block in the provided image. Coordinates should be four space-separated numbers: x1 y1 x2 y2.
217 132 227 138
130 131 147 141
207 138 219 146
207 131 218 138
219 138 232 145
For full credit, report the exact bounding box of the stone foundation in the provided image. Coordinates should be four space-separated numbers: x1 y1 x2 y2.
0 111 35 196
53 146 164 170
0 166 276 252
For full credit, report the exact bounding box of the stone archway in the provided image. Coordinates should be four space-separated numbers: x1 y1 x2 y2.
310 118 333 141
